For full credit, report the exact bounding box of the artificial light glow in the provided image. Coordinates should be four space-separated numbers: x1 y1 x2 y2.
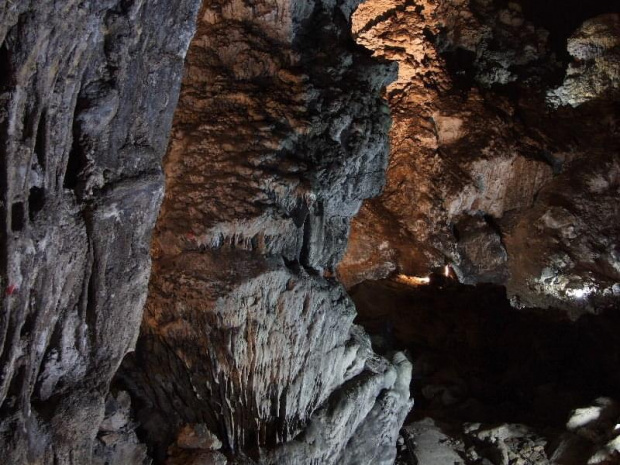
396 274 430 286
444 265 450 277
566 286 593 300
573 289 585 299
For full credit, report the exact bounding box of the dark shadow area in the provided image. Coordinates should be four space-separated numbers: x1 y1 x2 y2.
516 0 618 59
351 278 620 429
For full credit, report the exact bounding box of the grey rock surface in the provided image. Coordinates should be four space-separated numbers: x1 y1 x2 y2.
119 0 412 463
404 418 465 465
548 14 620 108
93 391 150 465
401 403 620 465
0 0 202 462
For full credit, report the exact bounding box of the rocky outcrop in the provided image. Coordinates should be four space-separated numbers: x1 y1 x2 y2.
93 391 149 465
339 0 620 315
0 0 202 462
119 0 412 463
548 14 620 108
398 399 620 465
505 152 620 313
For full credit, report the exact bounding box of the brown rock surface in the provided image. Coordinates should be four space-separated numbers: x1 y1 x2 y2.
119 0 412 463
340 0 620 315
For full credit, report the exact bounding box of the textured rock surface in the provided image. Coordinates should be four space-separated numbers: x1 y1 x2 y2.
398 401 620 465
0 0 201 462
339 0 620 315
119 0 412 462
4 0 617 463
93 391 149 465
548 14 620 107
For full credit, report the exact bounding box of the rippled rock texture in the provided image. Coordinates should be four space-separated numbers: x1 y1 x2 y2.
119 0 412 463
0 0 202 463
340 0 620 316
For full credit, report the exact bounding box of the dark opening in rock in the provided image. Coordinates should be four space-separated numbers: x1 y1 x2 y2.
34 111 47 170
517 0 617 59
28 187 45 222
63 146 84 190
11 202 24 232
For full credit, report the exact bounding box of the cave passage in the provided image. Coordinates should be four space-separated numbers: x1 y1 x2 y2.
340 0 620 464
350 278 620 464
0 0 618 464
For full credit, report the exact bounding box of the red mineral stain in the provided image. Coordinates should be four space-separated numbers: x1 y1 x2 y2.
5 284 17 296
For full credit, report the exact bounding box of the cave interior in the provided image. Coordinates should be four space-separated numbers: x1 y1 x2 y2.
0 0 619 464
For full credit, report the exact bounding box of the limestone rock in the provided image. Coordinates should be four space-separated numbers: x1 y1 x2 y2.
405 418 465 465
119 0 411 462
505 153 620 315
551 398 620 465
0 0 202 462
340 0 620 315
93 392 150 465
548 14 620 108
176 424 223 451
454 214 508 285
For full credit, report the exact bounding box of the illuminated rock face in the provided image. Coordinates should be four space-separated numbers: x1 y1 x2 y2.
340 1 620 316
119 0 412 463
1 0 411 462
2 0 617 463
548 14 620 108
0 0 202 463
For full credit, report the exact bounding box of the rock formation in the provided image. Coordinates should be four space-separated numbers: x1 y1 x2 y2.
548 14 620 108
118 0 412 463
0 0 202 462
340 0 620 316
2 0 619 463
1 0 412 462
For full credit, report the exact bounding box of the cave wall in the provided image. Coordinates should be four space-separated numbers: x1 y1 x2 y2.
339 0 620 316
0 0 202 462
1 0 413 463
119 0 412 463
5 0 616 463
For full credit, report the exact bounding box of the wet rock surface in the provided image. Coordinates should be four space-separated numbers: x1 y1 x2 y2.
0 0 201 462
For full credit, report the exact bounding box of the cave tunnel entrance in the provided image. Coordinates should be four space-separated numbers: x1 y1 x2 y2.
516 0 618 59
349 279 620 465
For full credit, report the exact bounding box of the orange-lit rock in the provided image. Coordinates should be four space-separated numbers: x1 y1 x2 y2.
341 1 619 314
